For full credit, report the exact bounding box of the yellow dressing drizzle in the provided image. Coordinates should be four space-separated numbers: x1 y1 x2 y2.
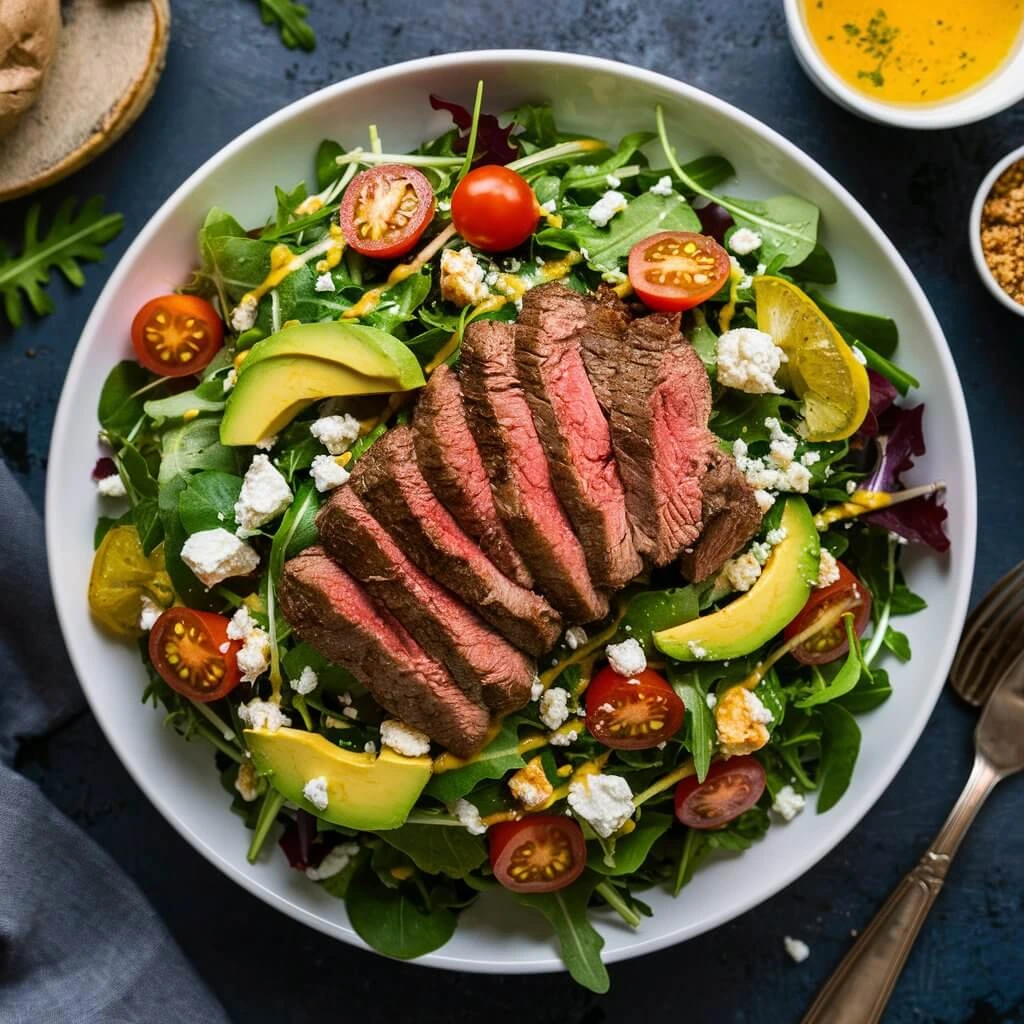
717 263 742 333
813 489 892 530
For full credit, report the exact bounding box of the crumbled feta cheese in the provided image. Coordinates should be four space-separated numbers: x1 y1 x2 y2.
380 719 431 757
766 527 788 546
732 427 812 495
716 329 787 395
454 798 487 835
722 551 763 593
223 368 238 393
548 729 578 747
851 346 867 365
234 455 293 534
728 227 763 255
588 190 628 228
440 246 489 307
605 173 621 188
567 773 634 838
715 686 772 757
846 479 858 494
180 528 260 588
530 676 544 701
342 706 359 720
236 628 271 682
649 175 674 196
138 595 162 631
750 541 772 564
605 637 647 677
339 692 352 706
310 454 350 493
508 761 554 810
234 760 261 802
96 473 127 498
504 257 521 273
306 842 360 881
314 272 336 292
238 698 291 733
230 295 258 333
816 548 841 588
255 435 278 452
687 640 708 658
364 741 377 754
773 785 807 821
801 451 821 467
540 199 557 214
754 489 776 513
291 665 318 695
484 270 500 287
226 606 254 640
784 936 811 963
302 776 329 811
539 687 570 731
564 625 587 651
706 692 718 710
309 413 360 455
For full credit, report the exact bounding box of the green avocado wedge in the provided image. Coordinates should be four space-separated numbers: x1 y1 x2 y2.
245 727 432 831
653 497 820 662
221 322 425 446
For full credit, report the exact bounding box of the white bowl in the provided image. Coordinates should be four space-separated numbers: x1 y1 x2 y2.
969 143 1024 318
784 0 1024 129
46 51 977 975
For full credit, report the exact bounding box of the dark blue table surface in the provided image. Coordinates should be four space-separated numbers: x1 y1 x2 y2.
3 2 1023 1021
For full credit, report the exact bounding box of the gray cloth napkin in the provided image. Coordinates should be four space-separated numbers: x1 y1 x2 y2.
0 459 231 1024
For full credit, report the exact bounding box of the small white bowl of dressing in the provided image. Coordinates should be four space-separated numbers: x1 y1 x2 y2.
970 143 1024 318
784 0 1024 129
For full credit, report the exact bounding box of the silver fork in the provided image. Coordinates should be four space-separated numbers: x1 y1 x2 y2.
802 562 1024 1024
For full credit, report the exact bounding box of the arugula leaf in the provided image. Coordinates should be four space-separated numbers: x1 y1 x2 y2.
669 666 715 782
256 0 315 50
513 872 609 994
377 823 487 879
560 132 655 193
270 480 320 582
134 499 163 556
687 309 718 372
710 392 801 443
504 102 561 151
315 140 345 190
590 812 672 876
616 585 698 649
673 827 706 894
816 703 861 813
424 720 526 804
281 641 363 697
144 384 225 426
636 154 736 196
178 471 243 533
809 291 899 356
98 361 151 440
890 584 927 616
837 666 892 713
795 620 863 708
0 197 123 327
158 419 239 486
883 626 911 661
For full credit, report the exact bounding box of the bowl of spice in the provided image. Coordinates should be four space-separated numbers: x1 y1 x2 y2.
972 145 1024 317
784 0 1024 129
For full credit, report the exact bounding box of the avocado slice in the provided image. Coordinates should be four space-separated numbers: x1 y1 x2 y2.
221 322 425 446
653 498 820 661
245 727 431 831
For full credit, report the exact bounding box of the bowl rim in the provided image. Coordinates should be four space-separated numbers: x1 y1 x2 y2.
969 142 1024 318
783 0 1024 129
46 48 978 973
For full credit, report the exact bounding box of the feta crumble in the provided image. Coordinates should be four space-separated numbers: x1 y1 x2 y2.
715 686 772 757
564 625 587 651
816 548 841 588
234 760 261 802
732 430 812 496
238 698 291 733
223 368 238 393
605 637 647 677
722 551 763 593
342 706 359 720
766 527 788 546
309 413 360 455
649 175 674 196
754 489 776 513
530 676 544 702
706 692 718 710
229 295 258 333
302 776 329 811
454 799 487 835
180 528 260 588
605 173 621 188
687 640 708 658
440 247 489 307
548 728 578 747
852 346 867 365
255 435 277 452
750 541 772 564
567 773 634 838
508 761 554 810
234 455 293 534
364 741 377 754
728 227 763 255
138 595 162 632
310 454 350 493
846 479 858 495
716 328 787 395
236 628 271 682
540 199 557 214
306 842 360 881
380 719 431 757
588 190 628 228
784 936 811 963
539 687 570 731
772 784 806 821
96 473 127 498
801 450 821 467
314 272 336 293
291 665 319 695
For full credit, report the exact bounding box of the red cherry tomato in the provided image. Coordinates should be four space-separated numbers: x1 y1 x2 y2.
783 561 872 665
627 231 732 312
131 295 224 377
451 165 539 252
674 756 766 830
488 815 587 894
585 666 685 750
339 164 435 259
148 608 242 702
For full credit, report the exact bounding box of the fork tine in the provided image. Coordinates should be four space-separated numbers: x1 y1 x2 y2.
952 562 1024 674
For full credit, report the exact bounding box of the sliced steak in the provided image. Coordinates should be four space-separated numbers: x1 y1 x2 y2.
412 364 533 589
580 311 715 566
318 486 536 713
514 283 642 590
278 547 490 757
348 425 562 655
460 319 609 623
679 448 764 582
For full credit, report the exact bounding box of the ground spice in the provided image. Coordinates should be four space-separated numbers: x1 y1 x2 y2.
980 159 1024 307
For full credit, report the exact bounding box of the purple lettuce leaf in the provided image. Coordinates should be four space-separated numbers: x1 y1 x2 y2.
91 456 116 481
429 94 519 167
278 809 321 871
855 370 899 443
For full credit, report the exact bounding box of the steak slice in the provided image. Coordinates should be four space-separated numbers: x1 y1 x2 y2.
679 448 764 582
412 364 533 589
318 486 536 713
460 319 609 624
514 283 642 590
580 311 715 566
278 548 490 757
349 425 562 656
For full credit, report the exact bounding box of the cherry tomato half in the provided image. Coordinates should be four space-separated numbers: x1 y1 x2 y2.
674 756 766 830
131 295 224 377
451 165 538 252
148 608 242 702
339 164 435 259
488 815 587 894
585 666 685 750
783 561 872 666
627 231 731 313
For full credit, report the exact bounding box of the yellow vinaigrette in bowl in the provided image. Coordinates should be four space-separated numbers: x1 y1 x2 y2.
802 0 1024 105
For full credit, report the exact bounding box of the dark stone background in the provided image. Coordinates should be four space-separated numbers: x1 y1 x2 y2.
2 2 1023 1021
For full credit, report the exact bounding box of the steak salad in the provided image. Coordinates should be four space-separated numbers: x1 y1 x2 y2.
89 87 949 990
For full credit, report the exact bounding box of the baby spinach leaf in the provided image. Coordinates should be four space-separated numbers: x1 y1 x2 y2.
315 140 345 190
178 471 243 534
721 194 820 269
377 823 487 879
158 419 239 486
837 666 892 714
687 310 718 372
117 441 158 500
755 670 787 733
98 361 150 440
809 291 899 357
590 812 672 876
144 385 225 426
196 232 276 310
504 103 561 151
560 131 655 193
815 703 861 813
513 872 609 994
616 585 698 649
786 242 837 285
281 642 363 697
160 504 217 609
795 622 863 708
883 626 911 661
889 585 927 616
345 864 458 960
669 665 715 782
424 720 526 804
134 499 163 555
710 392 801 443
636 154 736 196
270 481 320 584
